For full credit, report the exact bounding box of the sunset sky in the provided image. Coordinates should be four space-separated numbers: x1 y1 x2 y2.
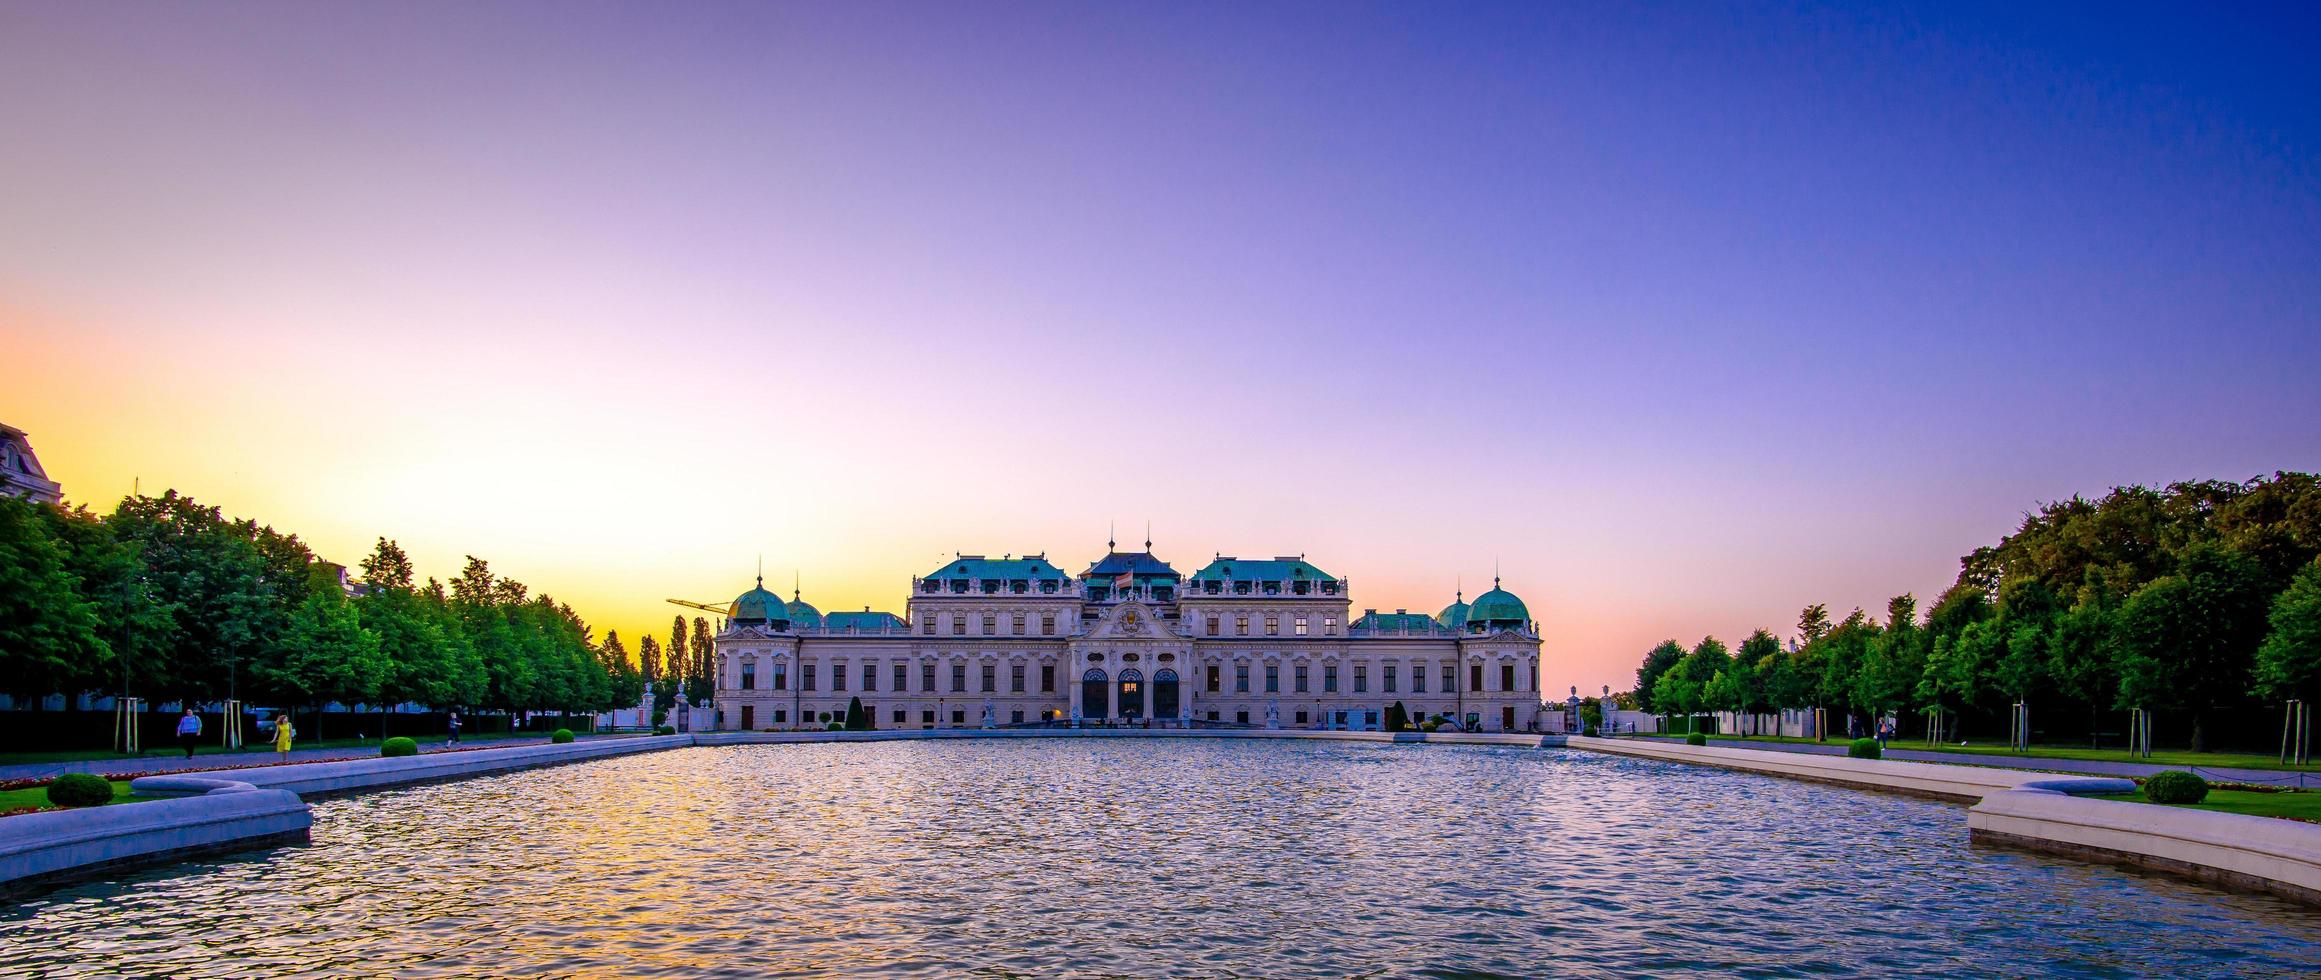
4 2 2316 694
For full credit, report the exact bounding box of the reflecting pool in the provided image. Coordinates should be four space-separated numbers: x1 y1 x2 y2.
5 740 2319 976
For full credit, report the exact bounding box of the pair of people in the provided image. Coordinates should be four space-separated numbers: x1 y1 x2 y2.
172 708 295 760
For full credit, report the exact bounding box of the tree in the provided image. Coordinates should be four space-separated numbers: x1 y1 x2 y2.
844 695 869 731
260 592 387 736
0 497 106 703
1853 594 1923 726
1797 604 1832 645
1384 701 1409 731
2256 559 2321 705
637 634 661 686
1734 629 1781 733
1633 640 1686 714
688 617 715 706
2115 543 2272 751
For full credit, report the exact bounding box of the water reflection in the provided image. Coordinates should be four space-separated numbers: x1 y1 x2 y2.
4 740 2318 977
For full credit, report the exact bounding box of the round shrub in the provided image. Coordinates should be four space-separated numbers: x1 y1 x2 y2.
46 773 113 808
2143 770 2209 804
1848 737 1882 760
1583 724 1600 738
1685 732 1708 746
826 721 844 731
380 736 419 758
551 728 575 744
654 724 676 735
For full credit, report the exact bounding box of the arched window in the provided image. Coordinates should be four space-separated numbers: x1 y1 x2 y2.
1118 669 1145 720
1082 668 1110 719
1153 668 1180 718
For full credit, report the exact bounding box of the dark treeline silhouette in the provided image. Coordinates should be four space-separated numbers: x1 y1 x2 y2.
1633 473 2321 752
0 490 646 738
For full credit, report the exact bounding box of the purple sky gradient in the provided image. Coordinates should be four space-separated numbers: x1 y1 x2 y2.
3 2 2316 691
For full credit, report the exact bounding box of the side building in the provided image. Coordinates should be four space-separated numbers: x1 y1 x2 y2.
0 424 62 504
709 547 1549 732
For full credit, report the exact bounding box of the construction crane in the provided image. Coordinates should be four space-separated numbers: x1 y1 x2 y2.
666 598 730 617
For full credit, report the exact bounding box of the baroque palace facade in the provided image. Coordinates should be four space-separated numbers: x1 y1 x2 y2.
708 545 1548 733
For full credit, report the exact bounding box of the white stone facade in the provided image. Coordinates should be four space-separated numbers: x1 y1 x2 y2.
710 550 1549 733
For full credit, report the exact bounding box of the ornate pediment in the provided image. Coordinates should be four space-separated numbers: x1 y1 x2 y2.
1088 601 1178 640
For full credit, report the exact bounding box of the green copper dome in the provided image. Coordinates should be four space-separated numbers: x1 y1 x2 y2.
786 592 823 629
1465 582 1530 629
729 578 790 625
1435 595 1471 631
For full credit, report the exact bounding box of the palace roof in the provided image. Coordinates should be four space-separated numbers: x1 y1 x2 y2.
921 555 1069 582
1187 556 1338 584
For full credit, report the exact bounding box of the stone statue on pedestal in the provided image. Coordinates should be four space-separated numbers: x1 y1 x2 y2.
981 699 996 729
1266 699 1280 730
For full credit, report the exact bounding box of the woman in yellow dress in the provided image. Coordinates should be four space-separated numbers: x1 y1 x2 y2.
272 713 296 761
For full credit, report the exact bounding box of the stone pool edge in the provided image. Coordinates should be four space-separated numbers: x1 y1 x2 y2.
1565 734 2321 908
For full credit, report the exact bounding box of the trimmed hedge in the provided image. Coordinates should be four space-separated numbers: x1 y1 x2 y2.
2143 770 2209 804
380 736 419 758
1685 732 1707 746
654 725 676 735
551 728 575 744
46 773 114 808
1848 737 1882 760
1582 724 1599 737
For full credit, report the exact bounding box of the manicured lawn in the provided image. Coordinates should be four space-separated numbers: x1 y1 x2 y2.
0 779 138 814
1633 731 2318 773
2091 787 2321 822
0 731 569 767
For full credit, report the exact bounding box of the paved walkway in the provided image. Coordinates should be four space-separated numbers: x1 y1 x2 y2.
1638 735 2321 788
0 733 638 783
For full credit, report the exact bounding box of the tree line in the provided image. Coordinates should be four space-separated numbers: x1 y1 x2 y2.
0 490 650 723
1631 473 2321 751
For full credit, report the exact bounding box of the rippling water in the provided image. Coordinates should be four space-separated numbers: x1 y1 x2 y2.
5 740 2319 977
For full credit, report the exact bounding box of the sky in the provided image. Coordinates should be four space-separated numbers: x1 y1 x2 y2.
3 1 2317 694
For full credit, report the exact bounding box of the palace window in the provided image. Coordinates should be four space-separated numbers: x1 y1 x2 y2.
1353 665 1368 694
1041 663 1055 692
1324 616 1338 636
1294 617 1308 636
1011 664 1026 693
1265 616 1279 636
952 708 966 725
1264 664 1279 694
983 615 997 636
832 664 847 691
1412 662 1425 693
1207 711 1220 721
952 663 967 692
1235 615 1248 636
982 663 997 693
1442 664 1456 692
1383 664 1398 693
1294 664 1309 693
1234 663 1250 694
1042 616 1056 636
1295 710 1309 725
921 661 936 692
893 663 908 692
921 709 935 726
740 663 756 690
1502 664 1516 692
773 709 786 724
1012 614 1026 636
920 616 934 636
892 709 907 725
952 617 965 636
1011 709 1024 724
1529 663 1538 691
862 663 876 691
1207 665 1221 693
1236 710 1249 725
1472 664 1485 692
1323 665 1339 693
772 663 788 691
1206 617 1219 636
802 664 818 692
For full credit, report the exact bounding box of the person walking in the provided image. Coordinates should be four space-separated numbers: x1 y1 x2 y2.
175 708 203 760
447 711 461 745
272 712 296 761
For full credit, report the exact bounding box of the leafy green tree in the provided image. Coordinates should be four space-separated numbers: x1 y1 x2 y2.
260 591 387 727
2255 559 2321 705
1797 604 1832 645
1633 639 1686 714
844 695 870 731
687 617 715 706
1733 629 1780 733
2116 543 2272 751
1852 594 1923 727
0 497 106 703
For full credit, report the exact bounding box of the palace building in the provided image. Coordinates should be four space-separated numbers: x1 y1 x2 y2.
708 544 1548 733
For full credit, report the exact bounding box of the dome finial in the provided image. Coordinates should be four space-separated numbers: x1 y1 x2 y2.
793 569 801 602
756 554 763 589
1108 520 1116 551
1144 520 1152 551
